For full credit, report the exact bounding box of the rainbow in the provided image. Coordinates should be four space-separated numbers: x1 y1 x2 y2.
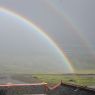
45 1 95 72
48 1 95 73
46 0 94 53
0 7 74 73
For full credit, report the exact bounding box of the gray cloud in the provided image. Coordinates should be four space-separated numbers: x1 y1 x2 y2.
0 0 94 73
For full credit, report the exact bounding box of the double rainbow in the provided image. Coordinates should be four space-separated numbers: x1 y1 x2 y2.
0 7 74 73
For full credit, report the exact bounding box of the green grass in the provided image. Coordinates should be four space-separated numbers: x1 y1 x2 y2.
33 74 95 86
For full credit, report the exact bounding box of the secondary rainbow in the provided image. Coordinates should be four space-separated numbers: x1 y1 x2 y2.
46 0 94 53
0 7 74 73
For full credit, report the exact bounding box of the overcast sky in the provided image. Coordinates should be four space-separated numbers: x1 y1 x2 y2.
0 0 95 74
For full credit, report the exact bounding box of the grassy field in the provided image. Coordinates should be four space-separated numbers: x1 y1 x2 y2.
33 74 95 86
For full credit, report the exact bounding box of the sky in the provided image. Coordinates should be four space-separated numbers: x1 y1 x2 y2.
0 0 95 74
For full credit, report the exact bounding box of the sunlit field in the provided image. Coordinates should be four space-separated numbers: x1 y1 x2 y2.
33 74 95 86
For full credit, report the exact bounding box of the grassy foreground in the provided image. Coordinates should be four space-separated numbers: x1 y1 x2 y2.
33 74 95 86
